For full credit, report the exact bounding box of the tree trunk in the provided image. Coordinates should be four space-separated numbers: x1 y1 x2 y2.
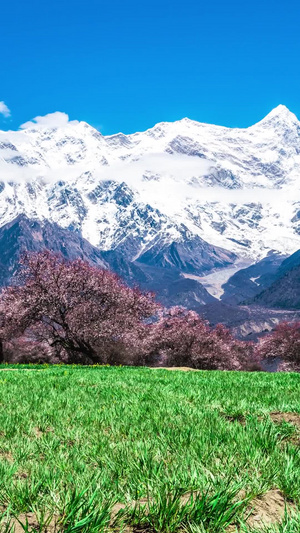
0 339 4 363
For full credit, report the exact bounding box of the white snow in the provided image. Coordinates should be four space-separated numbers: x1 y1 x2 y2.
0 104 300 260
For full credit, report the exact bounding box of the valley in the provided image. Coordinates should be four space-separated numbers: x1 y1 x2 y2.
184 259 253 299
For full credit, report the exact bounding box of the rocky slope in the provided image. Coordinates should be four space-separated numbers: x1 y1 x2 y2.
0 215 216 307
250 249 300 309
199 302 300 340
221 252 288 304
0 214 107 285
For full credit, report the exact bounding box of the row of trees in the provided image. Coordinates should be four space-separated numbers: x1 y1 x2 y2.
0 251 298 371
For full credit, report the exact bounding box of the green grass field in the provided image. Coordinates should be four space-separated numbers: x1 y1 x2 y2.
0 365 299 532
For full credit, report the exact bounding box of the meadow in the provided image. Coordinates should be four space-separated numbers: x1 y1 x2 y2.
0 365 299 532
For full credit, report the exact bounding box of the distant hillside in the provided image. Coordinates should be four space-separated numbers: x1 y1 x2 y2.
221 252 287 305
251 249 300 309
0 214 107 285
199 301 300 340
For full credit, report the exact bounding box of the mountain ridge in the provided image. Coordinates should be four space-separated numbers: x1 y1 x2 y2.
1 104 300 291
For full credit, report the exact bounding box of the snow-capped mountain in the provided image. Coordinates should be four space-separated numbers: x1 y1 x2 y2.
1 104 300 271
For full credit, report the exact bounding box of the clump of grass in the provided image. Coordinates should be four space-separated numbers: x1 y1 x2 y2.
119 483 250 532
59 489 113 532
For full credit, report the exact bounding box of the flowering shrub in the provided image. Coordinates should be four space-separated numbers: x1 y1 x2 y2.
146 307 258 370
0 251 159 365
258 321 300 371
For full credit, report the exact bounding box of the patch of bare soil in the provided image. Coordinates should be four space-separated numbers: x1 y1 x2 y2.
221 411 300 431
245 489 295 528
220 413 246 425
0 450 13 463
270 412 300 429
14 470 28 480
151 366 198 371
227 489 296 531
111 498 149 519
12 513 58 533
33 427 43 438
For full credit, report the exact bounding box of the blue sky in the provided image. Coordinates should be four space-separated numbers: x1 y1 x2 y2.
1 0 300 134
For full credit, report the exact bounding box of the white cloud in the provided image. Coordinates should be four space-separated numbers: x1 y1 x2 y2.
0 101 11 118
20 111 79 130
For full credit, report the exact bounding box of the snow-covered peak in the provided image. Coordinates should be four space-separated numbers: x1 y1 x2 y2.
252 104 299 128
0 105 300 264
